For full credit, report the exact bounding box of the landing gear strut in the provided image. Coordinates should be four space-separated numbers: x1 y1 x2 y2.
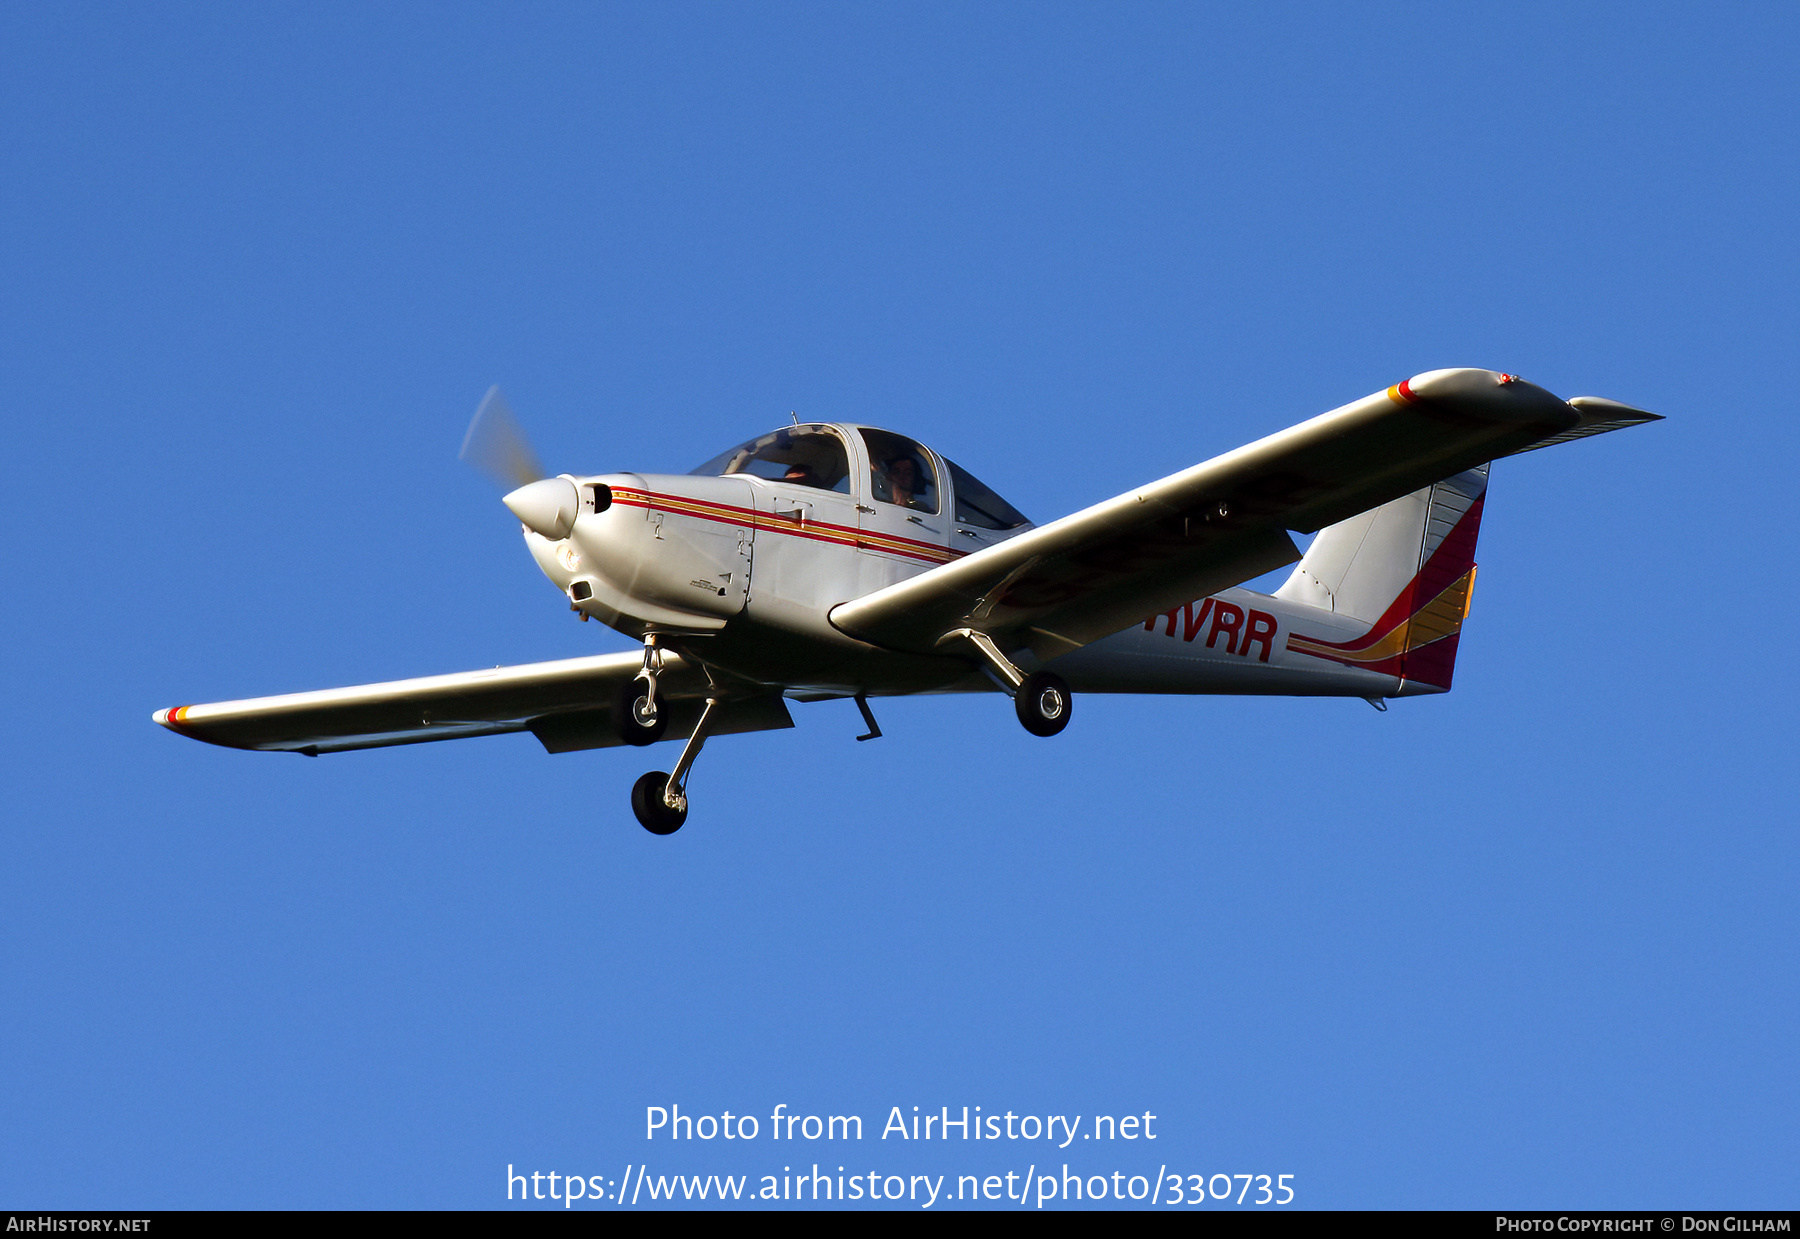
942 627 1074 738
617 635 668 746
629 696 723 835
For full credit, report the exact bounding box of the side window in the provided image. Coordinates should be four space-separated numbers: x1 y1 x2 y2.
946 458 1030 530
859 429 939 514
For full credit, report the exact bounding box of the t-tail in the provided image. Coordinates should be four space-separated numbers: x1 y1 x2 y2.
1273 465 1486 693
1059 467 1492 699
1020 386 1659 701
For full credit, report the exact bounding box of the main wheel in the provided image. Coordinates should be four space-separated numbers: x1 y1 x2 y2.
616 680 668 746
630 771 687 834
1014 670 1072 737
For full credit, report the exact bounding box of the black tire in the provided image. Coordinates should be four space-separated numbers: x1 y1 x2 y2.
616 680 667 747
1014 670 1072 737
630 771 687 835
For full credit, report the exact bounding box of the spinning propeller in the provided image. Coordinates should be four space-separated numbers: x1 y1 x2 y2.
460 386 580 540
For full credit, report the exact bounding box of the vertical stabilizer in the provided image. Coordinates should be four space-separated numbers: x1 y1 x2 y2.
1275 465 1487 691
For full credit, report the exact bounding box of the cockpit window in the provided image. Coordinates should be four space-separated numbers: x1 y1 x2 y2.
689 426 852 493
859 429 939 515
946 458 1030 530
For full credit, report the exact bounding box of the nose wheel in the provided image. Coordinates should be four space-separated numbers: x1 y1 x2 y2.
616 680 667 746
617 637 669 746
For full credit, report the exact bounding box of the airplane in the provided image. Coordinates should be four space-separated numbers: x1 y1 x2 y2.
154 368 1660 834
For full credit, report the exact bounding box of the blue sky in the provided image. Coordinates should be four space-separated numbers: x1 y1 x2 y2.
2 1 1794 1210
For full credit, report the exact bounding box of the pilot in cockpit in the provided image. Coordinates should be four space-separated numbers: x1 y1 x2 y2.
782 462 823 488
877 454 928 510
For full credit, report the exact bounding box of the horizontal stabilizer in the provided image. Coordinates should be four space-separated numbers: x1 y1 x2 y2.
1505 395 1662 455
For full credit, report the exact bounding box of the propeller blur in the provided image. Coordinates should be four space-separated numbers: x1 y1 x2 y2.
458 385 544 491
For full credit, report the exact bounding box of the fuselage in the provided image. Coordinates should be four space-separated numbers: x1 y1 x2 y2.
521 422 1424 702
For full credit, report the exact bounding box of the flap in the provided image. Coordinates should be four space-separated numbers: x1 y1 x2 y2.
527 695 793 754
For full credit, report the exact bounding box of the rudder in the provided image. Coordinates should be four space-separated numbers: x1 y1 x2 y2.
1275 465 1487 691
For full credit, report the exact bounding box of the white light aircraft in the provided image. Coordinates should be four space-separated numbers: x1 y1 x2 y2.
155 369 1659 833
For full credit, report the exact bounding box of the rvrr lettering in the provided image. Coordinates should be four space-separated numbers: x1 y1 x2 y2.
1144 599 1278 662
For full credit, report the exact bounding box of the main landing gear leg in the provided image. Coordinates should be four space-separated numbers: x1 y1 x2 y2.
942 627 1073 738
617 634 669 746
630 696 722 835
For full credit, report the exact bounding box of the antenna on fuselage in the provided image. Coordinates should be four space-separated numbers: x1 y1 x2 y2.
789 410 800 426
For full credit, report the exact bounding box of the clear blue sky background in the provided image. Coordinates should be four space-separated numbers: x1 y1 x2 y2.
2 2 1794 1211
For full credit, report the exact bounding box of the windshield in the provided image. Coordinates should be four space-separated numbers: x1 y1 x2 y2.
946 458 1030 530
689 426 852 493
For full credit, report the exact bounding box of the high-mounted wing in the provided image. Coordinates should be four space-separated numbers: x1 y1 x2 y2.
153 651 792 756
830 369 1636 660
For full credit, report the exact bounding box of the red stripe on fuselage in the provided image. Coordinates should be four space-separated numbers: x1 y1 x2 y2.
611 488 963 565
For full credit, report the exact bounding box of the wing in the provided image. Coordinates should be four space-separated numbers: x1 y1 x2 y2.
830 369 1585 660
153 651 792 756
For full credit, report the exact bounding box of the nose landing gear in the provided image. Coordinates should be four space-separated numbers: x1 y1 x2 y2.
617 636 669 746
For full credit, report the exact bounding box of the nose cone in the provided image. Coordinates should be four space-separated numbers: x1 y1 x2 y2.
503 477 580 540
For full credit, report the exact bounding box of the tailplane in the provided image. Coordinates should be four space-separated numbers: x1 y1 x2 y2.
1274 465 1486 692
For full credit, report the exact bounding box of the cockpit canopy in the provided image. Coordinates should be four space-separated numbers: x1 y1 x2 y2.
688 426 854 493
690 424 1030 531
